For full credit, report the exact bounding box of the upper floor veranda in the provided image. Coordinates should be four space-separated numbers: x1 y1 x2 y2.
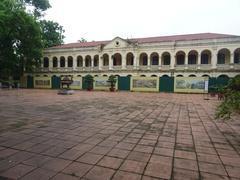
37 33 240 73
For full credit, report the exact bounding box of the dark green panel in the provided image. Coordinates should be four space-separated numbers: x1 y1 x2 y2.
208 77 217 93
82 77 87 90
216 76 230 86
118 76 130 91
51 76 60 89
27 76 34 88
159 76 174 92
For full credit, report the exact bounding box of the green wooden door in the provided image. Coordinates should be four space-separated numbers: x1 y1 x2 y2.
159 76 174 92
27 75 34 88
118 76 130 91
51 76 60 89
217 75 229 86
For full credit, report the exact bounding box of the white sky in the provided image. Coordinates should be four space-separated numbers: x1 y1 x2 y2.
44 0 240 43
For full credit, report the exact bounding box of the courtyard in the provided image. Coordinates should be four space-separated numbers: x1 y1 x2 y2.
0 89 239 180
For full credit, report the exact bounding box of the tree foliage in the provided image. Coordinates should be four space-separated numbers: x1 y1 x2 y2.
0 0 64 81
40 20 65 48
215 75 240 119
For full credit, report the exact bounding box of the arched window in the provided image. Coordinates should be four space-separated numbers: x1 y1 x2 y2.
161 52 171 65
150 53 159 65
217 48 230 64
43 57 49 68
188 51 198 64
52 57 58 67
85 55 91 67
126 52 134 65
234 48 240 64
67 56 73 67
113 53 122 66
77 56 83 67
60 56 65 67
139 53 148 66
103 54 109 66
176 51 185 65
94 55 99 67
201 50 211 64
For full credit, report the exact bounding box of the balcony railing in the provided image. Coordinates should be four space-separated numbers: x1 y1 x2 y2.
37 63 237 72
139 65 148 70
161 65 170 70
112 65 122 70
102 66 109 70
216 64 230 70
198 64 212 70
150 65 159 70
175 65 186 70
126 65 134 70
188 64 198 70
233 64 240 70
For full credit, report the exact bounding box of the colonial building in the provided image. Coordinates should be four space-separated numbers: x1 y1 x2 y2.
37 33 240 78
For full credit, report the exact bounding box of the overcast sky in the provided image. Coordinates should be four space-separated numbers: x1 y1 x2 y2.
44 0 240 43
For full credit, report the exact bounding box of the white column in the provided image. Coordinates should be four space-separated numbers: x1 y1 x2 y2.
109 54 113 70
184 54 188 69
83 57 86 69
91 56 94 68
211 52 217 69
122 53 126 69
134 54 138 69
73 56 76 70
147 54 150 69
170 54 175 69
99 55 102 70
197 53 201 69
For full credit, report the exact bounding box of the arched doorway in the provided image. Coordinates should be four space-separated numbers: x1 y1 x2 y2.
139 53 148 66
217 48 230 64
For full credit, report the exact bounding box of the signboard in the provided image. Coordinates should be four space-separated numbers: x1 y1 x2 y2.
94 77 118 90
131 77 159 92
34 76 51 89
69 77 82 89
174 77 209 93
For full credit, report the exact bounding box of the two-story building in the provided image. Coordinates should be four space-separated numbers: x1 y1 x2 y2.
37 33 240 78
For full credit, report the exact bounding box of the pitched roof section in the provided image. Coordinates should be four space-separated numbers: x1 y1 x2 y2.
48 33 238 49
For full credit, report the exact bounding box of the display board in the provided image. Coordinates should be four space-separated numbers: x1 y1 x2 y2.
69 77 82 89
130 77 159 92
34 76 51 89
174 77 209 93
94 77 118 90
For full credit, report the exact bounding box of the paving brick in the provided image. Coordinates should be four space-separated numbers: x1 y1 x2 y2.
174 158 198 171
84 166 115 180
41 158 71 172
107 148 130 159
112 170 141 180
77 153 103 165
97 156 123 169
0 164 35 179
62 162 92 177
174 150 196 160
173 168 199 180
51 173 79 180
120 159 146 174
20 168 56 180
144 162 172 179
127 151 151 162
199 162 228 176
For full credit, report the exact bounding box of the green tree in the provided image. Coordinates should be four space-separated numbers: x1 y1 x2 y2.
40 20 65 48
215 75 240 119
0 0 65 81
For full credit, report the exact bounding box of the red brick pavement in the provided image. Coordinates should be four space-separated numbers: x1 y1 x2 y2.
0 89 239 180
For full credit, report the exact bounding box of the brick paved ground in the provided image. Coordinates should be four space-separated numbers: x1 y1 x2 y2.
0 89 239 180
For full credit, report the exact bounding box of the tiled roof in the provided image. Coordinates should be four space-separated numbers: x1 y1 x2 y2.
48 33 238 49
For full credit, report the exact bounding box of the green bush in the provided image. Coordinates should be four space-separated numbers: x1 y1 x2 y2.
215 75 240 119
